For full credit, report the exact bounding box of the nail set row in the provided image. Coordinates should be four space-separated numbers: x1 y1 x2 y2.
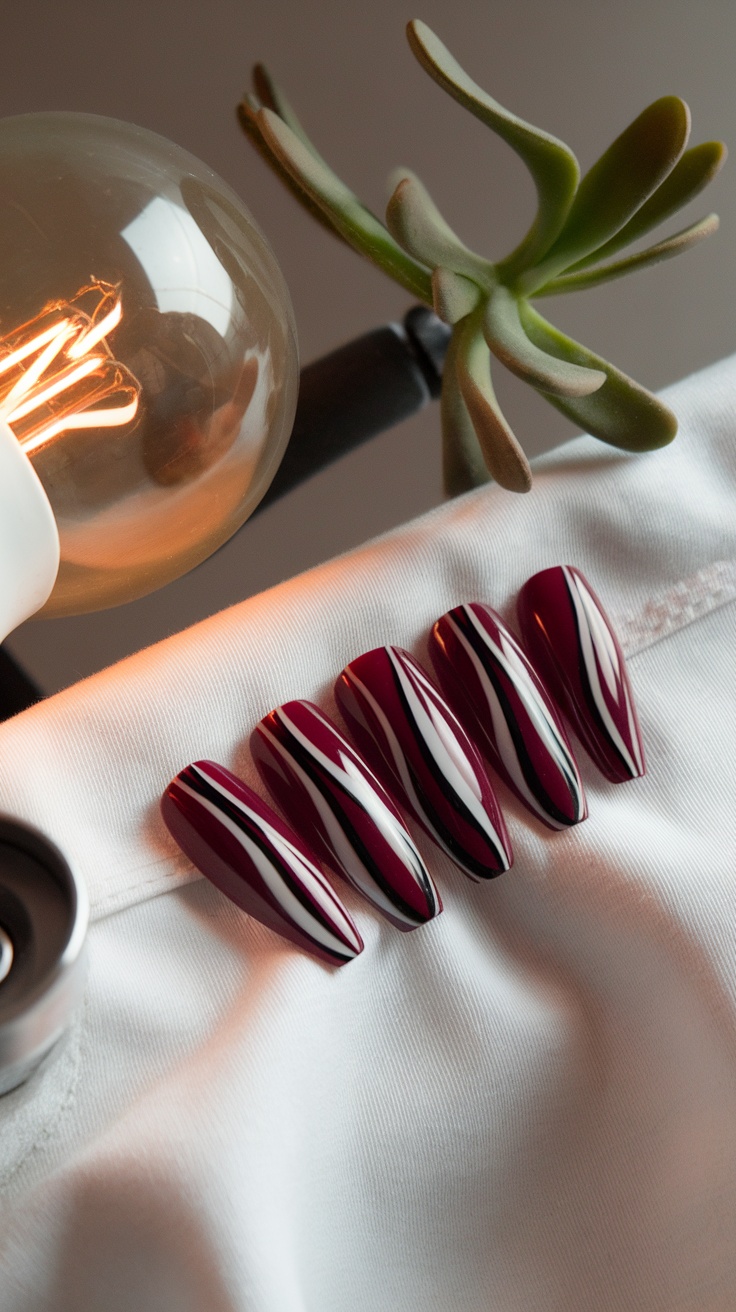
161 565 645 967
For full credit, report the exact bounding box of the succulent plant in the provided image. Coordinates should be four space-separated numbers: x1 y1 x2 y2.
238 19 726 495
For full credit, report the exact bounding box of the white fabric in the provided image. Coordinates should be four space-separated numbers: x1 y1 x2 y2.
1 352 736 1310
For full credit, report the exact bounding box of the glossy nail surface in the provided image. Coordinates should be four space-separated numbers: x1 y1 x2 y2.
161 760 364 966
430 603 587 829
252 700 442 931
517 566 646 783
335 646 512 881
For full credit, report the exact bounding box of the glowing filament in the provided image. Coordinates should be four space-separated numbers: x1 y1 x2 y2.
0 321 69 377
0 283 139 454
7 357 102 424
67 298 123 359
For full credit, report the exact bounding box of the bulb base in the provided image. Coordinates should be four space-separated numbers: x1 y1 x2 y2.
0 421 59 642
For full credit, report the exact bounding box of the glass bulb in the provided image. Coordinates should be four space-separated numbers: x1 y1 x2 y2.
0 112 298 616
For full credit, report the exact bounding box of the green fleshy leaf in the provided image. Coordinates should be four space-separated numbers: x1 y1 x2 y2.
453 313 532 491
432 267 482 324
484 285 605 396
563 140 727 272
521 96 692 293
518 302 678 450
256 108 434 302
440 326 492 494
386 173 493 283
538 213 719 294
238 97 349 244
251 65 331 164
407 20 579 277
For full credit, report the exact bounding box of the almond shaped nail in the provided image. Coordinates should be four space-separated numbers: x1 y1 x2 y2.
430 603 587 829
335 646 512 881
251 700 442 931
517 566 646 783
161 760 364 966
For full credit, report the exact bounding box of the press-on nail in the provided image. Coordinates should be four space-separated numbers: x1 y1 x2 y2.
252 700 442 930
335 646 512 880
161 760 364 966
517 566 645 783
430 603 587 829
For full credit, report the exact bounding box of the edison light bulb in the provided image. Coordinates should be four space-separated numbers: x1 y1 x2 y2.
0 111 298 622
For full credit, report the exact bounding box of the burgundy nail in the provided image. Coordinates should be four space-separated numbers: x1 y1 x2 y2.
429 603 587 829
517 566 646 783
161 760 364 966
251 700 442 931
335 646 513 881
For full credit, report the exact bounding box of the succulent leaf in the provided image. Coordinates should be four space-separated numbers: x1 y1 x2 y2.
407 20 580 276
251 64 332 165
518 302 678 450
440 326 492 494
539 213 719 294
256 108 434 302
563 140 727 272
521 96 692 293
432 267 482 323
454 314 533 491
238 95 348 243
386 172 493 283
239 30 723 495
484 285 606 396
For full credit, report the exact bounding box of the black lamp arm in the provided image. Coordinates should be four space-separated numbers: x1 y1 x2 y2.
255 305 449 514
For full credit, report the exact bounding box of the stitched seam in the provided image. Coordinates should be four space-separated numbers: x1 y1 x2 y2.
91 865 199 922
91 852 190 895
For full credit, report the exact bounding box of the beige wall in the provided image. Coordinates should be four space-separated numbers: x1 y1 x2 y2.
6 0 736 691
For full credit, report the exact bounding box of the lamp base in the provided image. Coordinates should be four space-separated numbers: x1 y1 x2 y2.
0 421 60 644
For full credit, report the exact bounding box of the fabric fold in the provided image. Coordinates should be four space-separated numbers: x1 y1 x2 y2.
1 353 736 1311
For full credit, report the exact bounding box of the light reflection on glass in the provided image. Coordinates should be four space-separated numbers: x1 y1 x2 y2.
0 112 298 616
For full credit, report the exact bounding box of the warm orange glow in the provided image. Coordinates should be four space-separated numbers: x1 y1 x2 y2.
67 298 123 360
0 321 69 377
21 397 141 452
0 282 139 454
8 356 102 424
